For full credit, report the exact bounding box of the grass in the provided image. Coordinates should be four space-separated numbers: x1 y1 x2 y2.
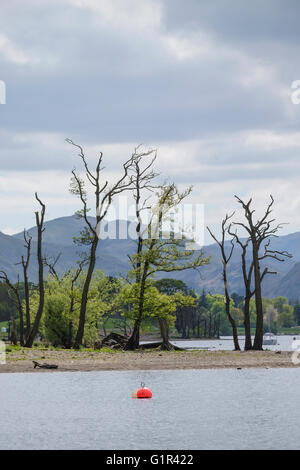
278 327 300 335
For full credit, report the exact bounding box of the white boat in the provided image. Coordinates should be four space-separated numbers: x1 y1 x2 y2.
263 332 277 345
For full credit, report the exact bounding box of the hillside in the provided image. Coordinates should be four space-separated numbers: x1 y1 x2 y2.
0 214 298 299
269 262 300 301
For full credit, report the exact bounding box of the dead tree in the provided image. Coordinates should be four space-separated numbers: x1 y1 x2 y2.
234 195 291 350
13 230 32 344
207 214 241 351
25 194 46 348
20 230 32 341
0 272 23 345
124 146 160 350
67 139 137 349
228 229 254 350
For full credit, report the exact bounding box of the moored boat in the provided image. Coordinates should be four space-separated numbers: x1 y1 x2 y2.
263 332 277 346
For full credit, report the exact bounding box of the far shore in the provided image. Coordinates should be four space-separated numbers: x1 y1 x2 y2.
0 347 299 373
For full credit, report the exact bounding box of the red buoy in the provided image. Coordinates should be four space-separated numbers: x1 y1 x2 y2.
136 382 152 399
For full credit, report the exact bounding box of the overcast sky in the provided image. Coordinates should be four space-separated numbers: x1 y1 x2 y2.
1 0 300 244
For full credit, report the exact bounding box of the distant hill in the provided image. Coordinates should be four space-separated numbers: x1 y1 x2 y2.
8 217 136 281
268 262 300 301
0 214 298 299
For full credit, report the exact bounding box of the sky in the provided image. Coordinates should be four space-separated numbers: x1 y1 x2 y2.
1 0 300 244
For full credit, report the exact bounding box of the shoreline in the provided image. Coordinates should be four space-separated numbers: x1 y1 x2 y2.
0 348 299 373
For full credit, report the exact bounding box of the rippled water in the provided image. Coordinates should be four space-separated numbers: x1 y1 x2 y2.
1 368 300 450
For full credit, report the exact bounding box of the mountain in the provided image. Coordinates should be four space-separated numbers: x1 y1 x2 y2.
8 217 136 281
0 214 299 299
269 262 300 301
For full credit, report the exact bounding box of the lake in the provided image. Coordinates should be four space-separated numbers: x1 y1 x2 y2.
149 334 299 351
1 368 300 450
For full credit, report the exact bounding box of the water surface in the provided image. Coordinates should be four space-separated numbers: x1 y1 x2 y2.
151 334 299 351
0 368 300 450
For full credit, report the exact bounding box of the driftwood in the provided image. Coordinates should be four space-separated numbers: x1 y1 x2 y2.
140 341 184 351
101 332 129 348
33 361 58 369
101 333 185 351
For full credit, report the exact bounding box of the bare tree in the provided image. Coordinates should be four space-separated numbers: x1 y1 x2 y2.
228 229 254 350
67 139 137 348
19 230 32 342
124 146 159 349
25 194 46 347
233 195 291 350
207 214 241 351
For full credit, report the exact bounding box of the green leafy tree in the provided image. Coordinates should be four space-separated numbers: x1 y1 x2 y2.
125 180 210 350
207 214 241 350
277 303 295 328
294 301 300 326
206 294 234 336
27 270 112 348
121 281 195 348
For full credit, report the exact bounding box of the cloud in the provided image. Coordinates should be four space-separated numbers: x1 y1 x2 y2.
0 34 32 65
0 0 300 237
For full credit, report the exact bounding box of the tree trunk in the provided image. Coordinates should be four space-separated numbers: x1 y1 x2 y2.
125 268 147 351
227 302 240 351
24 270 30 342
25 204 45 348
11 317 17 346
124 319 140 350
67 319 73 349
224 263 240 351
103 322 107 337
252 244 264 350
244 296 252 350
216 316 220 338
74 238 98 349
17 296 24 346
158 318 174 350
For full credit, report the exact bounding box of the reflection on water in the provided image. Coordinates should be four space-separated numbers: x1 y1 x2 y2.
0 368 300 450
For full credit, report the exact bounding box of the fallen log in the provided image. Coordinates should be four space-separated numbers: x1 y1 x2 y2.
140 341 184 351
102 332 128 348
33 361 58 370
102 333 185 350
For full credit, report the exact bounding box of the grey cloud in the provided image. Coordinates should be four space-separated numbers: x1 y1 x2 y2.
1 0 300 234
161 0 300 43
0 0 298 148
